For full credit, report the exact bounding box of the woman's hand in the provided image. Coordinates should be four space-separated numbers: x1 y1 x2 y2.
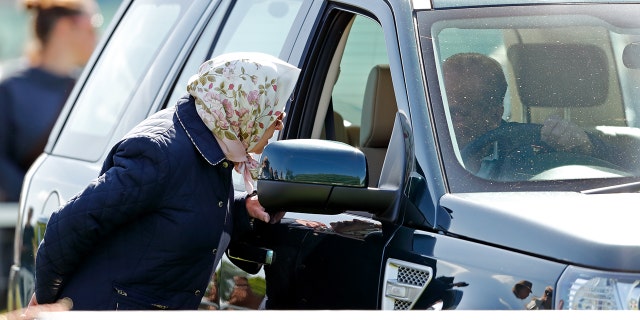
2 294 72 320
245 193 284 224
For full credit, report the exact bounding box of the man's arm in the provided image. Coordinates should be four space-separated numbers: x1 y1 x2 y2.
540 115 594 154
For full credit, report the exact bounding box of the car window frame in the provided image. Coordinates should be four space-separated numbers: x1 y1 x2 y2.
50 0 217 162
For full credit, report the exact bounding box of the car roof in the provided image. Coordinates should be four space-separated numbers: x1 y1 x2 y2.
424 0 640 9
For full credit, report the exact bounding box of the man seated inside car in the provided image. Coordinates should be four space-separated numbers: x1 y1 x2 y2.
442 52 613 179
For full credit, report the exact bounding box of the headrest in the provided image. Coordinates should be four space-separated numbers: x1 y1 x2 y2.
507 43 609 108
360 64 397 148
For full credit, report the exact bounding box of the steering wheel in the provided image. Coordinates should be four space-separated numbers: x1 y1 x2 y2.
461 122 628 180
460 123 553 179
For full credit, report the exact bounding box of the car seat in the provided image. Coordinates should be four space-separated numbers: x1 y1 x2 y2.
360 64 397 187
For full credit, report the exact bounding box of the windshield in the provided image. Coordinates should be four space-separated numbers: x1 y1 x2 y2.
418 4 640 192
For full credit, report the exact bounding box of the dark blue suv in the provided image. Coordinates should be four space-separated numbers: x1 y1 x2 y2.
9 0 640 311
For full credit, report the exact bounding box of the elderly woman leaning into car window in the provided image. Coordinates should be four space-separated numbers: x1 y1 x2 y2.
28 52 300 311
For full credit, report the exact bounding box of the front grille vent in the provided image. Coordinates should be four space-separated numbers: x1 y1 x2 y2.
394 299 412 310
397 265 430 287
382 258 433 310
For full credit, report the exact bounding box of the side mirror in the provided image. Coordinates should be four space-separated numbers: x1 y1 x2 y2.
623 42 640 69
256 139 396 215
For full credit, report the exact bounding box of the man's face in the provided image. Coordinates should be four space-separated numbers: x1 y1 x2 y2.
442 53 507 149
446 77 503 149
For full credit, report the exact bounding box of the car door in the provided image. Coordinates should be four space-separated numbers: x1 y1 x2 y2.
252 0 436 310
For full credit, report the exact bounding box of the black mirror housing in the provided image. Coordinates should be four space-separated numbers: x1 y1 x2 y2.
258 139 367 187
256 139 396 215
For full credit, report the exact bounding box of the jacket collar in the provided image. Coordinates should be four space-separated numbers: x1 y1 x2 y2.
176 94 226 166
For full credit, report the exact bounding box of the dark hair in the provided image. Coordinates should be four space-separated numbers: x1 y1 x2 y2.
442 52 508 108
24 0 85 45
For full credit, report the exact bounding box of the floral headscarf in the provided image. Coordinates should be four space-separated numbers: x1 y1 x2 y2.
187 52 300 193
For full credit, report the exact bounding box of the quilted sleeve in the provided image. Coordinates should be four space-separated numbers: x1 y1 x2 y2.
34 134 171 304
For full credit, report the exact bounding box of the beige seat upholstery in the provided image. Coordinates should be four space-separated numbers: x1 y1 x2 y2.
321 111 358 146
507 43 622 127
345 124 360 148
320 66 359 147
360 64 397 187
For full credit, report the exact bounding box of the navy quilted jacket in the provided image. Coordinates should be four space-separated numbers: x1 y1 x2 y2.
34 95 251 310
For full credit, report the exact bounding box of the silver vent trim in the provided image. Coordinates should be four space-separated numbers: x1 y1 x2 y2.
382 258 433 310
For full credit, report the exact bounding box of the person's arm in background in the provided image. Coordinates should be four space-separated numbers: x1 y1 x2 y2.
0 84 25 201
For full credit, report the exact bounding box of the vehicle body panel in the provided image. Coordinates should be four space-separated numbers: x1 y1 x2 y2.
441 192 640 271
